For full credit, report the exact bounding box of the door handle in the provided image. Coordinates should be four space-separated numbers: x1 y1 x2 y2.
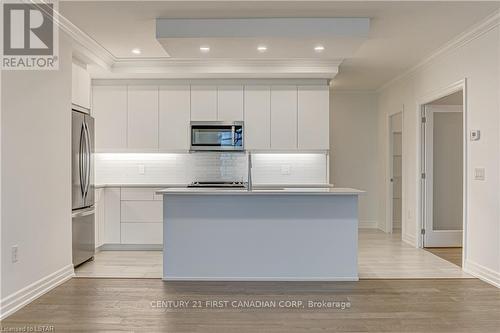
83 121 91 198
79 124 85 196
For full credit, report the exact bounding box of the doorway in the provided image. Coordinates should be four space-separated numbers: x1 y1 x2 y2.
421 90 464 265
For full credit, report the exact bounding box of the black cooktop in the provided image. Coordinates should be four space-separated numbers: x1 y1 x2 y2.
188 181 246 188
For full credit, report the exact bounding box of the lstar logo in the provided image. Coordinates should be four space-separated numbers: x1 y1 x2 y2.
1 1 59 70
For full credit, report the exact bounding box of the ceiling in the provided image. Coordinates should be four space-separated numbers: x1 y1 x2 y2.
60 1 500 90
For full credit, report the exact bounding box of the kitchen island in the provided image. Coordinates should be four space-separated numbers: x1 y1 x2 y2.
158 188 363 281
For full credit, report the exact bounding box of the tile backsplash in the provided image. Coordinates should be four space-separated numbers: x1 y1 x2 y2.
95 153 328 185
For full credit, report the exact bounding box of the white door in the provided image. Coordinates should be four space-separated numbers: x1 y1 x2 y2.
244 85 271 150
92 85 127 151
270 86 297 150
191 85 217 121
127 86 159 150
218 85 244 121
423 105 463 247
159 85 190 150
298 85 329 150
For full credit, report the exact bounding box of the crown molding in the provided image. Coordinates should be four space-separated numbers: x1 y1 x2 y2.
377 10 500 93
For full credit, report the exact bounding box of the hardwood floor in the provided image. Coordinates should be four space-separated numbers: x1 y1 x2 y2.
2 278 500 332
425 247 462 267
76 230 471 279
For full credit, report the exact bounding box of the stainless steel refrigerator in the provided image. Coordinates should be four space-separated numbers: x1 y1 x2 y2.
72 107 95 267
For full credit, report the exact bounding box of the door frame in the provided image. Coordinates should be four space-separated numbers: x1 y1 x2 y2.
416 79 467 266
386 111 404 234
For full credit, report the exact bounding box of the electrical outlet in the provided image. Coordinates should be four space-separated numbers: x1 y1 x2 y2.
280 165 291 175
12 245 18 263
407 209 412 220
138 165 145 175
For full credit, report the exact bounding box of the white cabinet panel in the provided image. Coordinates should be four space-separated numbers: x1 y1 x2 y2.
244 86 271 150
93 86 127 150
72 63 91 109
127 86 159 150
159 85 190 150
121 188 156 201
95 188 106 248
191 85 217 121
218 85 244 121
121 201 163 223
270 86 297 150
121 223 163 244
298 86 329 150
104 188 121 244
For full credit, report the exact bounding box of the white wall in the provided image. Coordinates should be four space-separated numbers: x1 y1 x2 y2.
1 35 74 317
378 21 500 286
330 91 379 228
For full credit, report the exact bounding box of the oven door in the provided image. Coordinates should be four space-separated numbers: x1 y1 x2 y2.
190 122 244 151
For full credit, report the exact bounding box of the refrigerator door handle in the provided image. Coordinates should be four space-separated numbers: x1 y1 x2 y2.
83 121 91 199
79 124 86 197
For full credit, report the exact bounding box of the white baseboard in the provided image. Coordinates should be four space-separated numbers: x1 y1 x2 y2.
463 260 500 288
0 264 75 320
402 233 416 247
358 220 378 229
100 244 162 251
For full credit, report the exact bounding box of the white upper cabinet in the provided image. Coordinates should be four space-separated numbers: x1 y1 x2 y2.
72 62 91 109
191 85 217 121
218 85 244 121
159 85 190 150
298 85 330 150
127 86 159 150
93 85 127 151
244 86 271 150
270 86 298 150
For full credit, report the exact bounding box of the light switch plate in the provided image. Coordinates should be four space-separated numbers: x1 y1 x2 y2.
474 168 485 181
138 165 145 175
280 165 291 175
470 130 480 141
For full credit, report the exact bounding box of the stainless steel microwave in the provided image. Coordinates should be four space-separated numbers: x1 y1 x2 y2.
190 121 244 151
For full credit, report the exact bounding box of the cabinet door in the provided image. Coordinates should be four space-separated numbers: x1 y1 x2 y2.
95 188 106 248
92 85 127 151
72 63 91 109
191 85 217 121
159 85 190 150
270 86 297 150
128 86 159 150
104 188 121 244
218 85 243 121
121 223 163 244
244 86 271 150
298 85 330 150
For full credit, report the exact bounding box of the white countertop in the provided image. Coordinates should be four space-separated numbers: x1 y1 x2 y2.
95 183 335 189
156 187 363 196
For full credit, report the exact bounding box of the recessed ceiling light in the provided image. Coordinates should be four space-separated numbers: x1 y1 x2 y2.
257 45 267 53
131 48 141 55
200 46 210 53
314 45 325 53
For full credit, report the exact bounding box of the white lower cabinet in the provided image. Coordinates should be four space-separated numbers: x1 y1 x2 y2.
121 223 163 244
101 187 163 246
94 188 106 248
104 188 121 244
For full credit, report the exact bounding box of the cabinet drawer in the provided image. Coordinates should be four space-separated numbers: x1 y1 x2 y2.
121 201 163 222
121 188 158 201
121 223 163 244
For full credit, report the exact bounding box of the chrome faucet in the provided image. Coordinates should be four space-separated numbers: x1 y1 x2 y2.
247 152 252 191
